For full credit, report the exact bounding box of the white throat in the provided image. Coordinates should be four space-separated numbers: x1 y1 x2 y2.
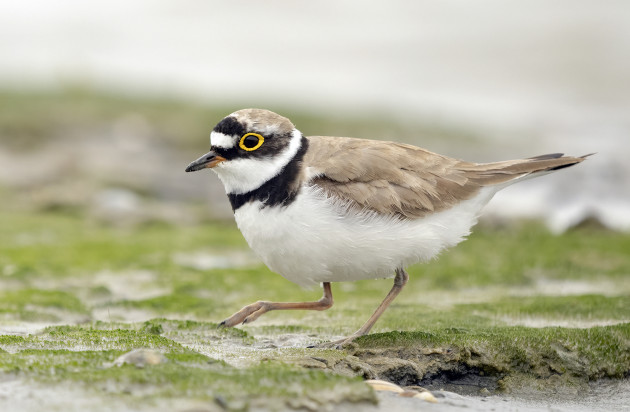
213 129 303 194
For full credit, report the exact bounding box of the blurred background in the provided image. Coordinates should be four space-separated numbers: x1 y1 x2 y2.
1 0 629 231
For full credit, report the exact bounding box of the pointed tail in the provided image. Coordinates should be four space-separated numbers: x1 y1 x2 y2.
464 153 593 186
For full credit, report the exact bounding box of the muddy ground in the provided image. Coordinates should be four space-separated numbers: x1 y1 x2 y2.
0 90 629 411
0 211 628 411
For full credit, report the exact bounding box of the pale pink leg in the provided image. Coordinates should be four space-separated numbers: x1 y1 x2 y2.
325 268 409 348
220 282 333 327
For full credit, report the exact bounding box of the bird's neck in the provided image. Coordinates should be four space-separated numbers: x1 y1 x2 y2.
226 137 309 212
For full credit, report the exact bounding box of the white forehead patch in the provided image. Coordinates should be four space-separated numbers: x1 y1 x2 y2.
210 132 235 149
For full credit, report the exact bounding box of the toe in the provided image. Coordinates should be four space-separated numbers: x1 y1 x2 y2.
219 318 237 328
311 335 360 349
338 337 359 349
220 312 248 327
242 306 268 324
219 301 268 327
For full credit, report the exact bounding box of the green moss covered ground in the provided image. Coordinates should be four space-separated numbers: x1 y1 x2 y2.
0 90 628 410
0 210 628 409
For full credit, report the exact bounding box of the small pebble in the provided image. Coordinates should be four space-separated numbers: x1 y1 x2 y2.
365 379 438 403
365 379 404 393
414 391 438 403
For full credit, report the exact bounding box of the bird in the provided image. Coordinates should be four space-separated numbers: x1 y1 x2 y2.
185 108 588 347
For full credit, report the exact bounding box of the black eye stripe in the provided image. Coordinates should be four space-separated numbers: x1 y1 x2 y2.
212 146 237 158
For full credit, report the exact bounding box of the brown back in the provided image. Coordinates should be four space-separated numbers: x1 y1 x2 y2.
304 135 587 219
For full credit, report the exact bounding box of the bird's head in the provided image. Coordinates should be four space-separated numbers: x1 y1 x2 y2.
185 109 303 194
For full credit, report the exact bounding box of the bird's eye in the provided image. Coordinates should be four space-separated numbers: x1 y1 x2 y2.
239 133 264 151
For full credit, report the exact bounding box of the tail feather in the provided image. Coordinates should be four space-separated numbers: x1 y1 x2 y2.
463 153 591 186
526 153 565 161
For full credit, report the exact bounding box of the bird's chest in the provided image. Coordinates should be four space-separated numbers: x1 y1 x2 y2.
233 194 319 252
232 191 347 286
233 200 304 247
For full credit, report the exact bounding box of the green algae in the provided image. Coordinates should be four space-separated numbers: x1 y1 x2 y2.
350 323 630 394
0 289 88 321
0 322 373 406
406 222 630 289
1 210 629 407
0 211 248 281
2 89 629 408
467 294 630 320
0 289 86 312
117 294 219 317
374 294 630 334
0 348 371 402
140 318 250 339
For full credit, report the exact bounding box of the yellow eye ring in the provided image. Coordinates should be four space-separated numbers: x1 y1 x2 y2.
239 133 264 151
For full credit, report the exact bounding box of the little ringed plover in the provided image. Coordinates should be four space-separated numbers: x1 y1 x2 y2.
186 108 588 347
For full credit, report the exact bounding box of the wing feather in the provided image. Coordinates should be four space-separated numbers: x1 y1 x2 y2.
303 135 586 219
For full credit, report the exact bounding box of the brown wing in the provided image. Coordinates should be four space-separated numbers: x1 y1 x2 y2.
304 135 587 219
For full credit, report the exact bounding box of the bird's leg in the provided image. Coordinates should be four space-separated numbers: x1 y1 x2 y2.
325 268 409 348
220 282 333 327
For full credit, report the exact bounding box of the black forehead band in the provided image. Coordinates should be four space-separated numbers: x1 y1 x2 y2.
213 116 245 137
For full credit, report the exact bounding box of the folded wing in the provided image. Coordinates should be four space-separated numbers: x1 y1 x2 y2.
304 135 588 219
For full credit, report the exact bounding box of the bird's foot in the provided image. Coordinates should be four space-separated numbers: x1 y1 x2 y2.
310 334 361 350
219 301 271 327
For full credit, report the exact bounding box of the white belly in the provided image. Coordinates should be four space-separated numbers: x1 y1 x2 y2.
233 186 498 287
